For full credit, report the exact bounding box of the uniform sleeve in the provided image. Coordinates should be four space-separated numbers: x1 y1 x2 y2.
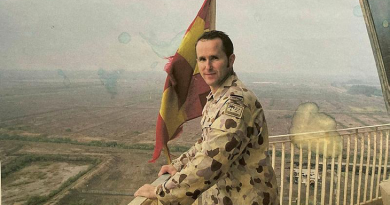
171 137 203 172
156 101 254 204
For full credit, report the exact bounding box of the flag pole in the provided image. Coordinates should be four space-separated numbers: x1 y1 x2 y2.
210 0 216 30
164 145 172 164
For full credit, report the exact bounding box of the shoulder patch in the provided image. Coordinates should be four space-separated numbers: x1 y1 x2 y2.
224 102 244 118
229 94 243 101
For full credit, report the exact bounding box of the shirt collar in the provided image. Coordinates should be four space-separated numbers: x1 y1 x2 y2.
206 72 238 103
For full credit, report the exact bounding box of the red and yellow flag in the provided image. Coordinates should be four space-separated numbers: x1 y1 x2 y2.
149 0 215 163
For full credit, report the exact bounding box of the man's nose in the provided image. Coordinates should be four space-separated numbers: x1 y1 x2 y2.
205 60 212 70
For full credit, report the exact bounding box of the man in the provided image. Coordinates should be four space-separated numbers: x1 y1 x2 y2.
135 30 279 205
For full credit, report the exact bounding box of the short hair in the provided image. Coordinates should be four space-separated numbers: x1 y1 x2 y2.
196 30 234 58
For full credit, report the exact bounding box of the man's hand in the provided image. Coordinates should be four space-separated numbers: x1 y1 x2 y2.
134 184 157 199
158 165 177 177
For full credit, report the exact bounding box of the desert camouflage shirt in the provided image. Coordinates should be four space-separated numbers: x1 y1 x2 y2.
155 73 279 205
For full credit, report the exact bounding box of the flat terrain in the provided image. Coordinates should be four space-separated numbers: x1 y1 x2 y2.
4 161 89 204
0 70 389 204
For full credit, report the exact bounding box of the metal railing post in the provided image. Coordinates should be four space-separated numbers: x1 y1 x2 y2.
280 142 286 205
305 143 311 205
336 142 343 205
357 132 365 204
376 130 383 198
343 135 351 205
314 142 320 205
329 142 336 205
288 143 294 205
297 144 303 205
272 144 276 169
364 132 371 202
350 133 358 205
320 142 327 205
370 131 377 200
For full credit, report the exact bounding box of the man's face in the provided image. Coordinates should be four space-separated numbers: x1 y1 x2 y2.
196 38 235 93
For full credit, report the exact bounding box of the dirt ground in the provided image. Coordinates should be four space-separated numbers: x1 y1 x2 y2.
3 161 90 205
1 140 169 205
0 71 389 204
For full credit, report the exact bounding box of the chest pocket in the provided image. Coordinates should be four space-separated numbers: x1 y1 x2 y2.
201 98 229 129
201 93 246 129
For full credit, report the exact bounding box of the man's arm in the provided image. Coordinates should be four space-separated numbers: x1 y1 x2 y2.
155 111 252 204
134 137 214 200
135 137 204 199
134 184 157 199
171 137 203 172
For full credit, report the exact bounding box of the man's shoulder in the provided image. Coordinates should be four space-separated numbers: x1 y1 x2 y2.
227 79 258 104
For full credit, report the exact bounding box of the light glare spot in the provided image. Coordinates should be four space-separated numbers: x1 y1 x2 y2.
383 20 389 28
254 12 262 22
118 32 131 44
150 61 158 69
353 5 363 17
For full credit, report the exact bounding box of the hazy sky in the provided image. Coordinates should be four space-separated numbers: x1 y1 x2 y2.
0 0 379 77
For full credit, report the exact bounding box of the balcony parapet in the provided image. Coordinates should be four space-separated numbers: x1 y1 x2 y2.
129 124 390 205
128 174 170 205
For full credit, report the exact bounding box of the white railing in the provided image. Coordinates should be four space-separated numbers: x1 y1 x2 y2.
129 124 390 205
271 124 389 205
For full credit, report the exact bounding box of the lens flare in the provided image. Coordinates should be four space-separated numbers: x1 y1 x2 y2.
353 5 363 17
289 102 342 157
118 32 131 44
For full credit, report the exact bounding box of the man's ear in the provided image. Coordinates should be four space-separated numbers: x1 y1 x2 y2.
228 54 236 68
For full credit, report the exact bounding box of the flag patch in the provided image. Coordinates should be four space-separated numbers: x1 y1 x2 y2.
225 102 244 118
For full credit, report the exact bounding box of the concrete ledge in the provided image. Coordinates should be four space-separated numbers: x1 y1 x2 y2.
128 174 170 205
380 180 390 205
361 198 383 205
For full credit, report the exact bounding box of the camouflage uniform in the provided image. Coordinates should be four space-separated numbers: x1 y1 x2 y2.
155 73 279 205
